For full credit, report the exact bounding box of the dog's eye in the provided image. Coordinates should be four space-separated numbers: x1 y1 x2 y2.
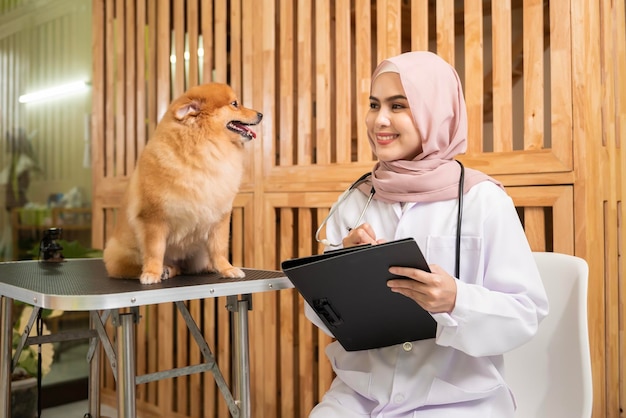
231 100 239 108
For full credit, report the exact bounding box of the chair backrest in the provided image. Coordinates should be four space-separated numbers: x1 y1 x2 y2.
504 252 593 418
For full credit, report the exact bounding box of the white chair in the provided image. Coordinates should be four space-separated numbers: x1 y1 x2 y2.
504 252 593 417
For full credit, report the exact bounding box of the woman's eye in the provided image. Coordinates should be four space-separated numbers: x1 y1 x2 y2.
391 103 406 110
369 102 379 110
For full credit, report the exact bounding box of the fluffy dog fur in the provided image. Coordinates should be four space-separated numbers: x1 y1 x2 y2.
103 83 262 284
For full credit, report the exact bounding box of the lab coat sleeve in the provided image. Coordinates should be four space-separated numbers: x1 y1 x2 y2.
433 194 549 357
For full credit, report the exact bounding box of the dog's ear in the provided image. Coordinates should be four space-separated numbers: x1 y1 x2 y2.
174 100 201 121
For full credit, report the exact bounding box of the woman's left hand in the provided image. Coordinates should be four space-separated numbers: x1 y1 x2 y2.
387 264 457 314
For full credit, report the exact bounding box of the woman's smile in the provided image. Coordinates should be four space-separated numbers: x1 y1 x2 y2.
375 133 398 145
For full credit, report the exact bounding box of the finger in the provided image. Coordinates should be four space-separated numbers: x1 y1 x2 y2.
388 266 429 282
359 223 377 238
387 278 422 292
354 227 377 244
342 227 376 247
387 286 429 309
352 224 377 243
388 286 416 298
429 264 448 276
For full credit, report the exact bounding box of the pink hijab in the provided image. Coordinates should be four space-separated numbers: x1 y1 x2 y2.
358 51 502 203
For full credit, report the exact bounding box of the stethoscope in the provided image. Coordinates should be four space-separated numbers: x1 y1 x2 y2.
315 160 465 278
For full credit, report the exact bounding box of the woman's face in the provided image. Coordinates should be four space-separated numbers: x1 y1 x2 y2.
366 72 423 162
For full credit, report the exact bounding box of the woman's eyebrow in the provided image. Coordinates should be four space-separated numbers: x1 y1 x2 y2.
369 94 408 102
385 94 408 101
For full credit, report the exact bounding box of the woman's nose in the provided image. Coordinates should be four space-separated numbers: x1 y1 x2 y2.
375 109 391 127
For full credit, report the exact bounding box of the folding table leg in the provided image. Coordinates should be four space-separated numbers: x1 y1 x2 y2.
116 311 137 418
0 296 12 417
234 295 251 418
88 311 101 417
175 300 241 417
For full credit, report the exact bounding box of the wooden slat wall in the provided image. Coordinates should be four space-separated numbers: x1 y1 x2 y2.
91 1 625 417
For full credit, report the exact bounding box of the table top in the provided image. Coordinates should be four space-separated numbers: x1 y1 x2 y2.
0 258 293 310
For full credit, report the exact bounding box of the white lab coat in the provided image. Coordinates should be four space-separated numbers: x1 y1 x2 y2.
306 181 549 417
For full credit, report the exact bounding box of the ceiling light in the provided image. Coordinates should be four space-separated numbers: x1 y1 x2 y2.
18 80 90 104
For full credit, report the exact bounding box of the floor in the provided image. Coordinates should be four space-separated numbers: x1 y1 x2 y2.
39 342 118 417
43 341 90 385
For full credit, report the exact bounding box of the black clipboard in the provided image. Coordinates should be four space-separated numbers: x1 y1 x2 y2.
281 238 436 351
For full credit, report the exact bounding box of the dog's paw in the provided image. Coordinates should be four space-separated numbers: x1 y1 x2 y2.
220 267 245 279
139 272 161 285
160 266 178 281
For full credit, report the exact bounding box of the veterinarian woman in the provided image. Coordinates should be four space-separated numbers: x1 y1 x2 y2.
305 51 549 417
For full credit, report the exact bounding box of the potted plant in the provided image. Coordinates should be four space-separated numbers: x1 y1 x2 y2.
1 128 41 212
0 128 42 261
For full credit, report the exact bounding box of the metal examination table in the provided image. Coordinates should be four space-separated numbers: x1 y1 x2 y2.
0 258 293 418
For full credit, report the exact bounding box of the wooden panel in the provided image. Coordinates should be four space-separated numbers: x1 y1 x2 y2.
376 0 401 60
200 0 213 84
491 1 513 152
522 0 543 151
607 1 625 416
124 0 137 170
172 0 184 98
186 0 199 88
436 0 455 64
335 1 352 164
548 0 573 167
297 209 314 417
296 0 313 166
610 4 625 417
570 0 607 415
146 0 157 141
507 185 574 254
91 0 105 249
600 1 620 415
135 0 146 156
354 0 373 163
213 0 227 82
278 208 296 417
315 206 335 400
315 0 332 165
464 0 484 153
278 2 295 166
231 0 243 92
155 0 170 121
114 0 125 175
409 0 429 50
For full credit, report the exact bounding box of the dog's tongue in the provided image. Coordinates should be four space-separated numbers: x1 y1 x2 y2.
246 126 257 138
233 122 256 139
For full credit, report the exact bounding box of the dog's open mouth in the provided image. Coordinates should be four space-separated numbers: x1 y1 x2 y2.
227 121 257 140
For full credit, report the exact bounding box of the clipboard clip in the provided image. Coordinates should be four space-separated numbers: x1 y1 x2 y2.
313 298 343 327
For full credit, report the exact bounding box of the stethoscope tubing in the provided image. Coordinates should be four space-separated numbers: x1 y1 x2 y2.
347 187 375 232
314 173 373 247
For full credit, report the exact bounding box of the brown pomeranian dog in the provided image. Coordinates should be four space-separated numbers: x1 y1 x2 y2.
103 83 262 284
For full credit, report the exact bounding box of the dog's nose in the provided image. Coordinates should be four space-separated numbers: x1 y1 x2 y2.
257 112 263 120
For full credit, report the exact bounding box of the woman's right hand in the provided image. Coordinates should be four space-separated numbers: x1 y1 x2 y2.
342 223 386 247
